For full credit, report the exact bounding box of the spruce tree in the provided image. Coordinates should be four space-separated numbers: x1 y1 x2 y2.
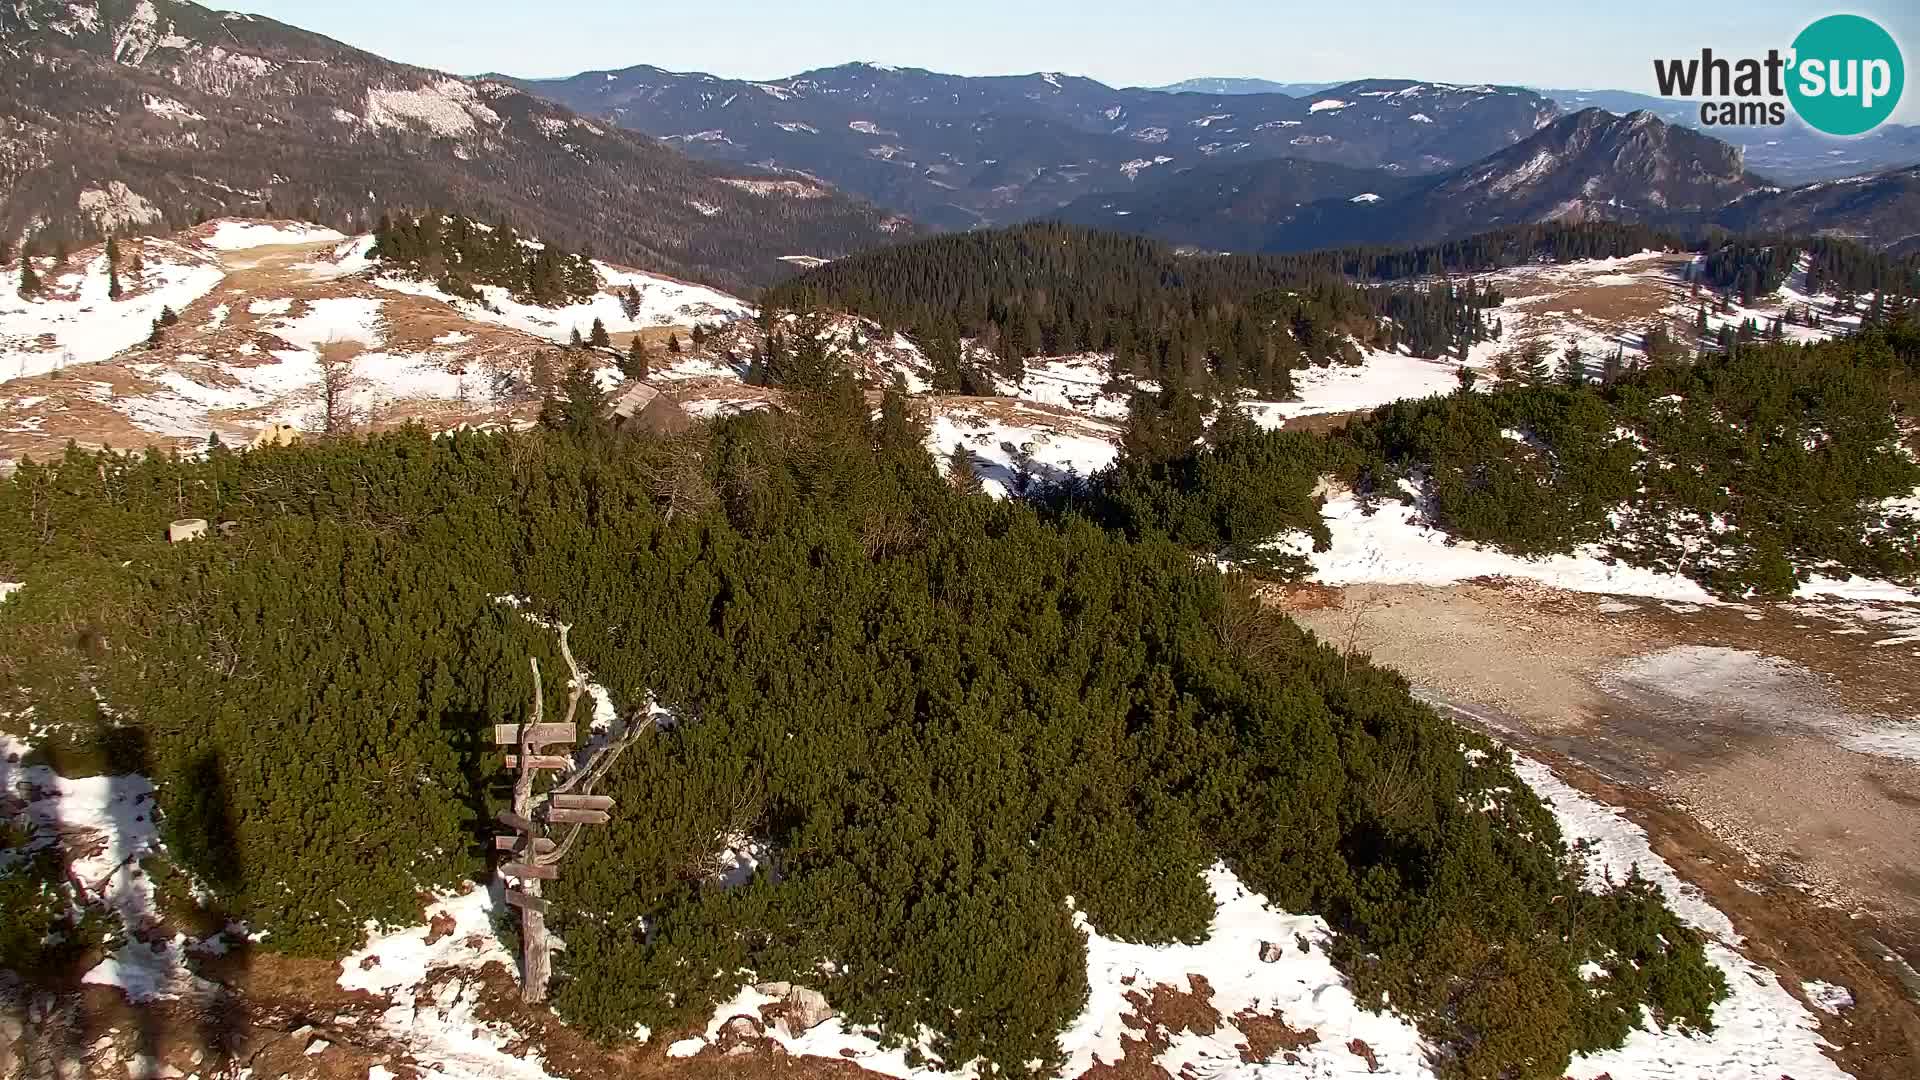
947 443 983 495
589 318 611 349
1516 340 1551 385
18 258 39 299
667 332 682 355
1560 342 1586 387
106 234 123 300
624 337 650 381
1206 397 1258 446
875 379 926 454
553 353 607 434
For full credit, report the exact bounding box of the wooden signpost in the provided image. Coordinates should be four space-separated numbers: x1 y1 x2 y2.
495 624 653 1003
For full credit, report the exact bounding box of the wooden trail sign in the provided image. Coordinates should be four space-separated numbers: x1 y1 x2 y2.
495 623 652 1004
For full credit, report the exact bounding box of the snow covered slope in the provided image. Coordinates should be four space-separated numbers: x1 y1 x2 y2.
0 219 753 462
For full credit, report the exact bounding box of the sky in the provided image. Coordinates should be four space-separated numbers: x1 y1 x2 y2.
216 0 1920 122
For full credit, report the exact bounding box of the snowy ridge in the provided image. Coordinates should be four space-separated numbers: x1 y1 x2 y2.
371 262 749 345
203 221 349 251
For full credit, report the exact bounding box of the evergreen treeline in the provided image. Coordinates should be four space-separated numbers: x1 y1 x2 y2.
370 211 600 306
0 389 1724 1078
1285 222 1688 281
764 222 1506 394
1695 233 1920 303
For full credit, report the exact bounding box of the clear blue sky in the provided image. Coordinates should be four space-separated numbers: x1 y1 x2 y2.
216 1 1920 121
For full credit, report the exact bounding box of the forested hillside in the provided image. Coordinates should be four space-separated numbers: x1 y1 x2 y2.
1 386 1725 1079
767 222 1507 397
0 0 908 290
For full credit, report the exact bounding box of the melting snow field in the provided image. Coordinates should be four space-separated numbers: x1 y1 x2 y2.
1 246 226 384
372 263 749 346
1605 645 1920 763
1277 488 1722 603
1274 487 1920 644
0 733 215 1002
928 408 1119 498
1249 348 1463 424
1515 756 1851 1080
201 221 348 251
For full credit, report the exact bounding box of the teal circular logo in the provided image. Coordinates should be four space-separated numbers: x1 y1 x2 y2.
1788 14 1904 136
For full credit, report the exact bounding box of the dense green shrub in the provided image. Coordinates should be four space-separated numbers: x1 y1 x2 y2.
0 407 1725 1075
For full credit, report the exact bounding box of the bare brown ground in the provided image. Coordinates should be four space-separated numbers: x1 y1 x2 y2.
0 240 562 462
1276 580 1920 1080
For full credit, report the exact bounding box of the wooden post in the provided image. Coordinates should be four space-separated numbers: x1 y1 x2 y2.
495 622 651 1005
514 654 551 1004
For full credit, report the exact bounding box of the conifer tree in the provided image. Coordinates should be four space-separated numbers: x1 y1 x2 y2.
875 379 926 454
619 285 642 321
1560 342 1586 387
563 353 606 431
1516 340 1551 385
947 443 982 495
106 234 123 300
589 318 611 349
1207 397 1258 446
623 336 650 381
18 258 39 299
570 327 585 350
667 332 682 355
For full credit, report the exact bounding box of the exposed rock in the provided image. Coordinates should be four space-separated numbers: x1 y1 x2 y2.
1258 940 1284 963
753 981 793 998
780 987 836 1036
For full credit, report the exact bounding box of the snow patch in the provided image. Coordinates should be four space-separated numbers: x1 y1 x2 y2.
1801 980 1854 1015
364 80 502 140
338 886 555 1080
1516 757 1852 1080
203 221 349 251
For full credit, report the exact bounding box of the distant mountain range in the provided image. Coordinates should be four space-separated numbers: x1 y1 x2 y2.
1103 77 1920 185
1055 108 1918 255
0 0 908 289
1144 78 1340 97
508 64 1556 229
1540 88 1920 185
